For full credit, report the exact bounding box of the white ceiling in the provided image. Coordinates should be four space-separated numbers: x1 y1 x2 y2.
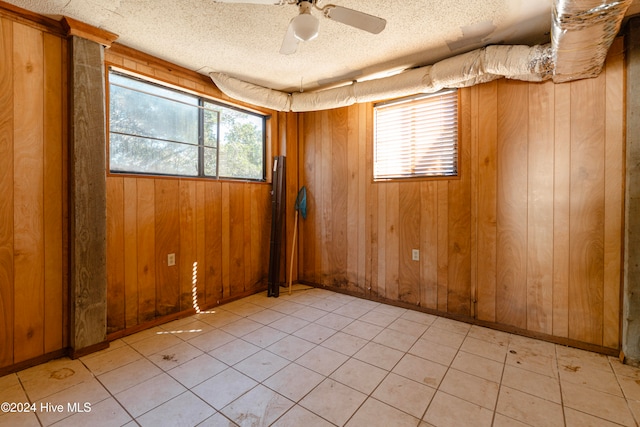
6 0 640 92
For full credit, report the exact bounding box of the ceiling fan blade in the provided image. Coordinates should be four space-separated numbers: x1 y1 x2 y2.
324 5 386 34
214 0 286 5
280 20 299 55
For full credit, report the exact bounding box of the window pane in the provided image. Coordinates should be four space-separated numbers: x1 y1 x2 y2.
203 146 217 177
374 90 458 180
110 134 198 176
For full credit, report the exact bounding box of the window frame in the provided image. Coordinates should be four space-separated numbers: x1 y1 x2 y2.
106 67 268 182
373 89 460 182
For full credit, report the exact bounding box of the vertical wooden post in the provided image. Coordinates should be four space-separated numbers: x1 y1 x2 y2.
624 17 640 364
68 35 108 355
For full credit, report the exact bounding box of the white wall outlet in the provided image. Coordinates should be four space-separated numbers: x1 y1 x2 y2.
412 249 420 261
167 253 176 266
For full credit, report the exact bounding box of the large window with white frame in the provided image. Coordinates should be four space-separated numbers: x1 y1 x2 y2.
373 89 458 180
108 70 266 180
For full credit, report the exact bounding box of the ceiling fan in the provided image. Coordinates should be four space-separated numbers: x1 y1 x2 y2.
214 0 387 54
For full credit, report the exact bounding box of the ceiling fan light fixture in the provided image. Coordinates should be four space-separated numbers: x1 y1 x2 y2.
292 12 319 41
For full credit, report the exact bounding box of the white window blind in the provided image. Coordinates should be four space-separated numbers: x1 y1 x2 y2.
374 90 458 180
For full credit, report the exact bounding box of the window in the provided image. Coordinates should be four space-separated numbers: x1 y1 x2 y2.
108 70 266 180
373 90 458 180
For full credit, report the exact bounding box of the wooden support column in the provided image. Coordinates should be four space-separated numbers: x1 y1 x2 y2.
624 16 640 364
65 18 117 356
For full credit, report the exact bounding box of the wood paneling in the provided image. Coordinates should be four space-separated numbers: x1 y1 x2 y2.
0 17 68 370
298 43 625 350
103 47 277 334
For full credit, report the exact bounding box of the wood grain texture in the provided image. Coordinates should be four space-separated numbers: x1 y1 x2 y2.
420 182 438 310
204 181 222 305
526 81 554 334
0 17 14 368
154 179 180 316
123 178 138 328
398 182 420 304
496 80 528 329
476 81 498 322
436 181 448 312
385 182 400 301
347 105 360 289
13 22 45 362
603 37 624 349
43 32 64 353
106 177 125 333
179 180 196 309
330 108 348 289
569 76 606 345
136 178 156 322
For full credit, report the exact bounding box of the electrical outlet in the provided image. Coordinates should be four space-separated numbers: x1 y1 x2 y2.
412 249 420 261
167 253 176 266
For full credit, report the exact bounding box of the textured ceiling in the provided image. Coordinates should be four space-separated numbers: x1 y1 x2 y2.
5 0 640 92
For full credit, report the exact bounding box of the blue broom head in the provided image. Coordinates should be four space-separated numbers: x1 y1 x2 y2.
295 186 307 219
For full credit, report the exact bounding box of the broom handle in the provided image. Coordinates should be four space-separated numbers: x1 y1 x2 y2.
288 210 299 295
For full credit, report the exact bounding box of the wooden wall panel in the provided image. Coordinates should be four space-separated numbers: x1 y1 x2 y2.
155 179 180 316
297 43 625 351
13 22 45 362
179 180 196 310
496 80 528 330
0 16 67 370
106 177 125 333
569 76 606 345
0 17 14 368
136 179 156 322
123 178 139 328
330 108 348 289
204 181 222 305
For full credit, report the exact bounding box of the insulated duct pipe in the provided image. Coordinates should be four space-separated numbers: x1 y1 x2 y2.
210 0 631 112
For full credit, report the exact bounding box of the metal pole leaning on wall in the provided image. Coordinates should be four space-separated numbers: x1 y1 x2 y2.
268 156 286 297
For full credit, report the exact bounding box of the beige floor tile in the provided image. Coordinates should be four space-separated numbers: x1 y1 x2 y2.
508 334 556 359
49 397 132 427
192 368 257 410
241 326 288 348
79 343 142 376
496 386 564 427
196 310 242 328
556 345 612 373
561 381 636 426
246 308 286 325
291 306 329 322
0 374 27 403
330 358 387 394
439 368 499 409
299 379 367 426
187 328 237 352
98 358 162 394
610 356 640 380
559 363 623 396
128 331 183 357
270 301 305 316
619 374 640 401
121 326 165 344
460 336 507 363
386 317 429 337
408 338 458 367
296 345 349 376
467 325 510 347
266 335 316 361
372 304 407 318
320 331 368 356
332 302 373 319
315 312 354 331
18 358 94 402
373 328 419 352
268 315 310 334
501 364 561 403
219 318 264 338
136 391 215 427
209 338 261 365
431 317 471 335
221 385 294 427
346 397 420 427
310 298 347 312
564 407 625 427
505 348 558 378
424 391 493 427
264 363 325 402
159 318 214 339
372 373 435 418
293 323 336 344
421 326 466 349
0 411 40 427
34 378 109 426
358 310 398 328
626 399 640 425
147 341 204 371
353 341 404 371
115 373 186 417
167 353 228 389
393 354 448 388
222 302 265 318
341 320 385 340
451 351 503 383
233 349 289 382
491 413 530 427
399 310 437 326
271 405 334 427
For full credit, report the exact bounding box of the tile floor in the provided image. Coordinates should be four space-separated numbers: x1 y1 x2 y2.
2 285 640 426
